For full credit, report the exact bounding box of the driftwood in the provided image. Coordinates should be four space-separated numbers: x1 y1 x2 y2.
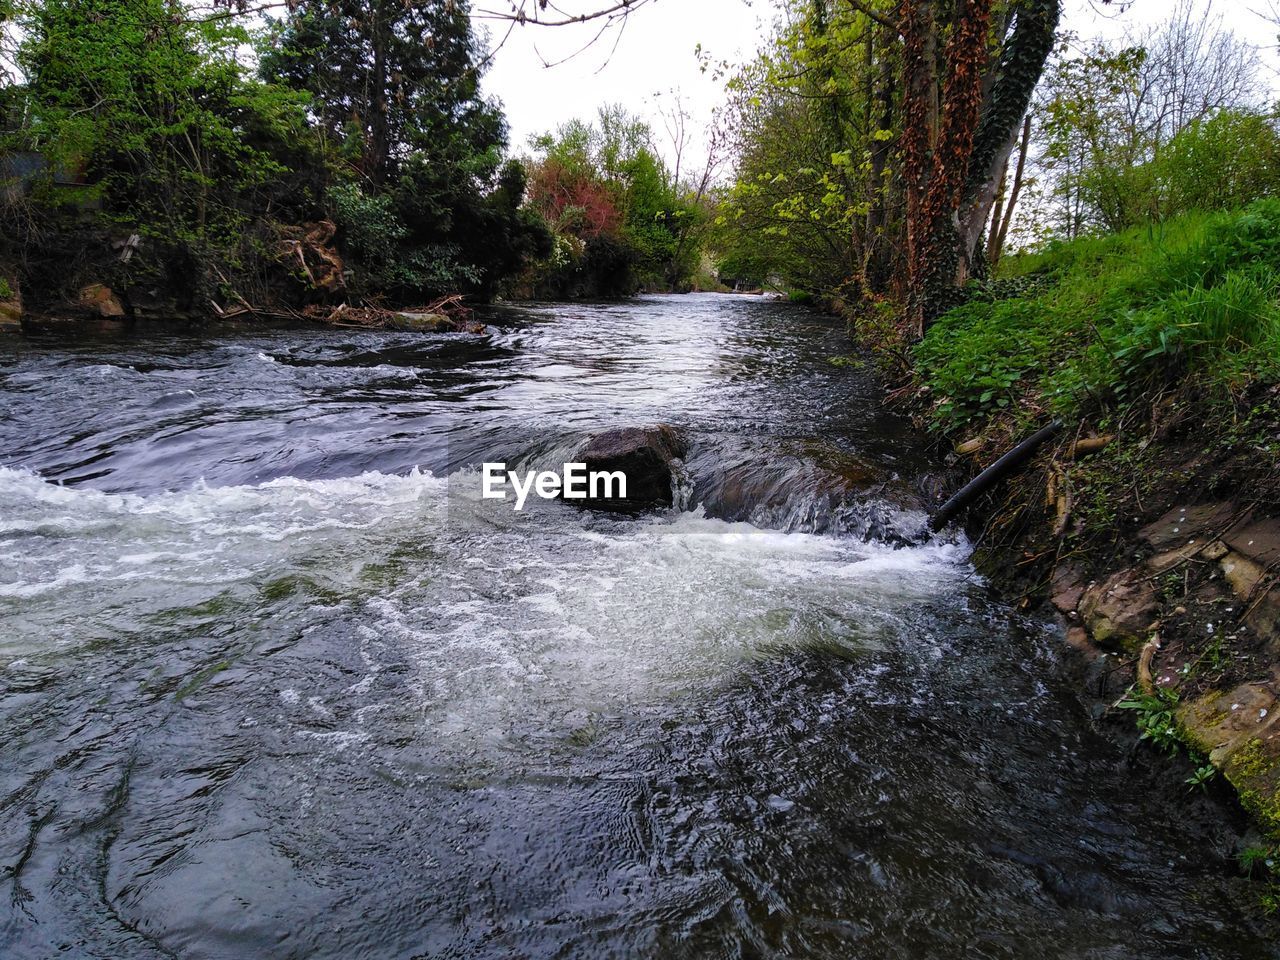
302 294 478 331
276 220 345 296
930 419 1064 531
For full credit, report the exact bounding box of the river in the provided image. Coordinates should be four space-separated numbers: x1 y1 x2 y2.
1 294 1274 958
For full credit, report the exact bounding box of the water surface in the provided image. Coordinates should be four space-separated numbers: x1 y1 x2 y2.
0 295 1272 958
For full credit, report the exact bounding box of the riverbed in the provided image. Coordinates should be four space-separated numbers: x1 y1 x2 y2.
1 294 1273 958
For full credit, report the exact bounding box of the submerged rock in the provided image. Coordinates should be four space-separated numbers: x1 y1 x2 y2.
688 437 924 541
577 424 686 511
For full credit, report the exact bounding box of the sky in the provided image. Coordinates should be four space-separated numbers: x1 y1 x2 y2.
473 0 770 163
474 0 1280 169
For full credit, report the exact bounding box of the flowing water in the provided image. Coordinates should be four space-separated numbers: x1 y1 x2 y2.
0 294 1273 959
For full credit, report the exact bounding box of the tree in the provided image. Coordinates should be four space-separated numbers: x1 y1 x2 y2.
1033 2 1264 237
522 105 703 296
716 0 1060 325
716 1 890 296
261 0 502 185
472 0 658 28
900 0 1061 333
262 0 547 299
4 0 315 305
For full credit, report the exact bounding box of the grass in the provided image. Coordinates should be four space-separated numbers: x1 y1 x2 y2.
1240 844 1280 914
915 201 1280 430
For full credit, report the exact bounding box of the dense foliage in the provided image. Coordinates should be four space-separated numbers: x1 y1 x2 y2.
0 0 316 305
713 2 898 296
714 0 1059 329
0 0 549 312
905 2 1280 435
520 108 710 298
260 0 550 299
1032 9 1268 240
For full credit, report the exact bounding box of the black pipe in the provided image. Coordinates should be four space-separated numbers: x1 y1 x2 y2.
930 419 1064 531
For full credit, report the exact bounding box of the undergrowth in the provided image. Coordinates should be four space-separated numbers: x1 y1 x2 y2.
1116 686 1217 791
1240 844 1280 915
915 201 1280 430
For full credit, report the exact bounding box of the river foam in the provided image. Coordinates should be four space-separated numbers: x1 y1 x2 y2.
1 459 967 719
0 466 448 652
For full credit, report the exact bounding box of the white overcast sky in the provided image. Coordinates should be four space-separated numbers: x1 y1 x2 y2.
474 0 1280 167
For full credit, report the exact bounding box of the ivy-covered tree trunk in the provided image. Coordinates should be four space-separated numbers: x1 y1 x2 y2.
862 22 897 294
900 0 1060 336
901 0 938 332
910 0 992 335
956 0 1060 276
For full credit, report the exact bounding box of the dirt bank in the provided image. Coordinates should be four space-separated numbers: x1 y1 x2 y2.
932 392 1280 894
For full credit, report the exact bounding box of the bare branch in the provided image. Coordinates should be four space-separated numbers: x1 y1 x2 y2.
472 0 660 28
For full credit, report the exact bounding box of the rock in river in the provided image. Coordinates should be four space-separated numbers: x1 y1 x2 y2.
577 424 686 511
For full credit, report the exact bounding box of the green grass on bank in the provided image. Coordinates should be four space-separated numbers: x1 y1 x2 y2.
915 201 1280 429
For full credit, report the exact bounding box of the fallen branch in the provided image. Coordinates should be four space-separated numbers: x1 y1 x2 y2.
1050 464 1073 540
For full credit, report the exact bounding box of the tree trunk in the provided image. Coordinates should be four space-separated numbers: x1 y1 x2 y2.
991 114 1032 265
910 0 993 334
901 0 939 336
955 0 1060 278
986 158 1010 263
368 0 391 183
863 23 896 293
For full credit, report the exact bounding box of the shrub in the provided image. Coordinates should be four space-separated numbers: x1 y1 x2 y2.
1153 111 1280 219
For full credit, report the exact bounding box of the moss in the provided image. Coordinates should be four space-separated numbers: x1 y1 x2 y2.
1176 690 1229 754
1234 738 1273 778
1176 714 1217 757
174 658 233 701
1227 738 1280 838
260 576 301 602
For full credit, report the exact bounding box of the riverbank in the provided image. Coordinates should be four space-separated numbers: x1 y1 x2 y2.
872 203 1280 903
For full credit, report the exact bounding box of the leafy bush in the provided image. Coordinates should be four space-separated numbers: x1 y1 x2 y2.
1152 111 1280 220
329 183 479 294
522 107 702 297
915 298 1056 424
